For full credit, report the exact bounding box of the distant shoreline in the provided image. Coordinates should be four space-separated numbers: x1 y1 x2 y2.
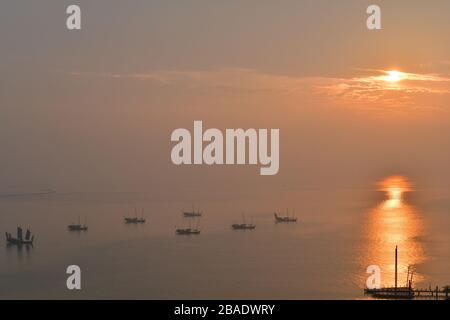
0 190 56 198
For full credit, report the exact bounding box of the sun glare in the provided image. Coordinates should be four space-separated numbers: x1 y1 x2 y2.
382 70 406 83
377 176 413 209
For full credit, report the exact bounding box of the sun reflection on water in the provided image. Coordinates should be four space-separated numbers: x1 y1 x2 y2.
361 176 426 287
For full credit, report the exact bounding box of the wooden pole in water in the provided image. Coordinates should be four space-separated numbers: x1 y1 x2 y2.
395 246 398 290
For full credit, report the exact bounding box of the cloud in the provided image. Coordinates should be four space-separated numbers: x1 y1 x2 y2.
317 70 450 109
69 68 450 110
70 68 314 94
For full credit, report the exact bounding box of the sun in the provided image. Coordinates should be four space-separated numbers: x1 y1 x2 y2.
382 70 406 83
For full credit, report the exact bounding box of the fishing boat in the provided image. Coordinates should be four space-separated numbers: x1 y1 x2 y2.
274 209 297 223
364 246 414 299
366 286 415 299
175 228 201 235
182 206 202 218
124 217 146 223
68 216 88 231
176 218 200 235
231 214 256 230
231 223 256 230
5 227 34 245
124 208 146 224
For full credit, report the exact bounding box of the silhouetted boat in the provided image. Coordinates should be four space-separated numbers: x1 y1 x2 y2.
232 214 256 230
176 218 200 235
274 210 297 223
365 286 414 299
364 246 414 299
68 216 88 231
231 223 256 230
5 227 34 245
183 206 202 217
176 228 201 235
124 208 146 224
124 217 146 223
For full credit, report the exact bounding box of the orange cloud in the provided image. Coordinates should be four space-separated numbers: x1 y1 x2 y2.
69 68 450 111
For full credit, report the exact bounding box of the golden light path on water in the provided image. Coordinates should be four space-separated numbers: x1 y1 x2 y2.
362 176 426 288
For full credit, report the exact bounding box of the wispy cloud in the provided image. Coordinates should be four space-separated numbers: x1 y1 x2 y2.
69 68 313 94
70 68 450 110
318 70 450 109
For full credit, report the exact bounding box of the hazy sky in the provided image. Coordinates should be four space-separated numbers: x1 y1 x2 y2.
1 1 450 196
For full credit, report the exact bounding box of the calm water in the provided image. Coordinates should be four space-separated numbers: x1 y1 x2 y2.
1 178 450 299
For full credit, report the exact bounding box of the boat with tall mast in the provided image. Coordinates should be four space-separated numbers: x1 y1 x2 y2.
176 228 201 235
5 227 34 245
124 208 146 224
231 213 256 230
274 209 298 223
364 246 414 299
176 217 201 235
68 216 88 231
183 206 202 218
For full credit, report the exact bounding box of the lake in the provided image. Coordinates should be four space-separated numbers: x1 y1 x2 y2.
1 176 449 299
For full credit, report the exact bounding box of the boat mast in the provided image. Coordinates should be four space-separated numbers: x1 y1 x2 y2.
395 246 398 290
406 265 410 287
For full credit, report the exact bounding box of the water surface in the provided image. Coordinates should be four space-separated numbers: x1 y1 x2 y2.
1 178 449 299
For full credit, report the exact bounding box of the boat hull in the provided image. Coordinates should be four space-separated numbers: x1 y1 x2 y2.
6 238 34 245
124 218 146 224
231 224 256 230
68 225 88 231
176 229 201 235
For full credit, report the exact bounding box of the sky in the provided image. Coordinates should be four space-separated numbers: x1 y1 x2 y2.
1 0 450 197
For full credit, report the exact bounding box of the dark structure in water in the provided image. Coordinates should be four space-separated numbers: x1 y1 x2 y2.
175 228 201 235
5 227 34 245
232 214 256 230
124 217 146 224
274 212 297 223
364 246 450 300
231 223 256 230
124 208 146 224
68 216 88 231
183 206 202 218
